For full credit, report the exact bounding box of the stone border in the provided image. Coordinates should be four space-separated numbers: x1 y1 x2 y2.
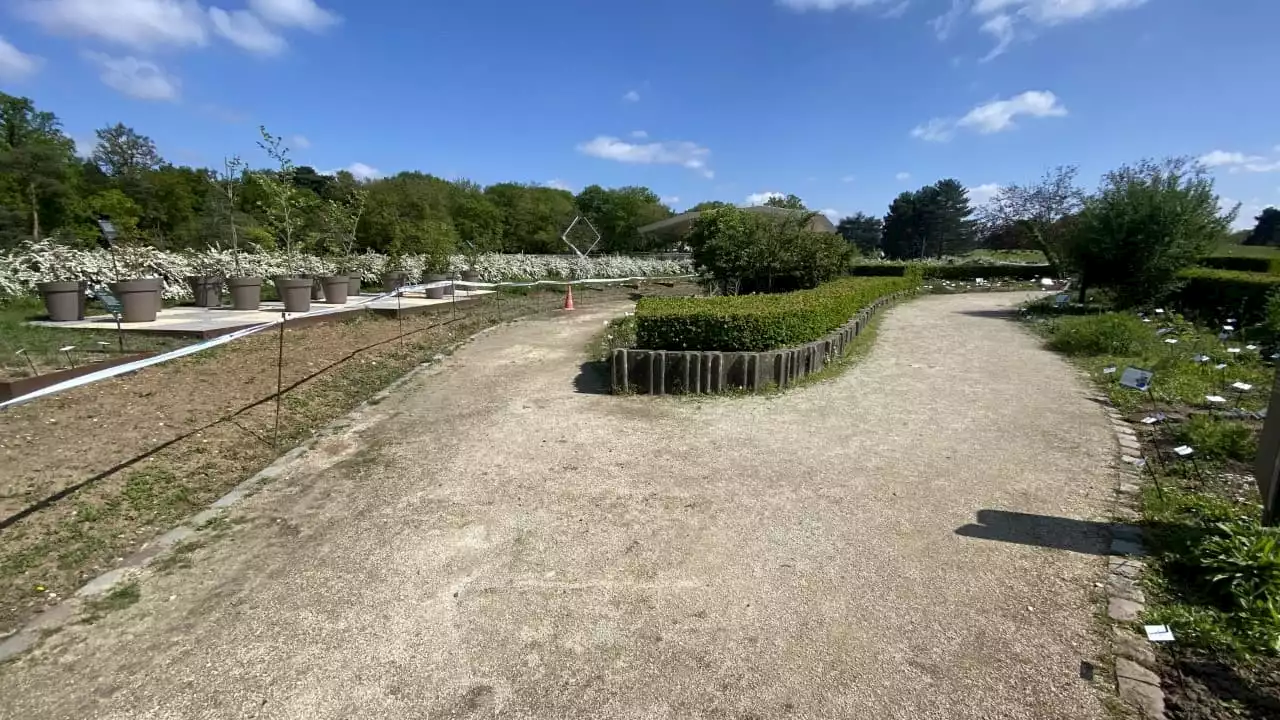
1099 400 1168 720
610 290 914 395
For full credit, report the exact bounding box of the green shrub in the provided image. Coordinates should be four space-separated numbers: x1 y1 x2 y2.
635 276 918 352
1200 255 1280 275
1044 313 1154 356
1187 522 1280 654
688 207 852 295
1176 415 1258 462
850 263 1052 281
1174 268 1280 325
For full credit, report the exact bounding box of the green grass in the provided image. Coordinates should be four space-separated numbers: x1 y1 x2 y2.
587 314 637 362
82 581 141 624
1212 244 1280 259
0 296 187 379
962 248 1048 264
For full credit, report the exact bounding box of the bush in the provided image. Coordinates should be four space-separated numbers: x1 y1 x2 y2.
1177 415 1258 462
1187 522 1280 654
1044 313 1154 356
1200 255 1280 275
850 263 1052 281
1173 268 1280 325
635 275 919 352
688 207 851 295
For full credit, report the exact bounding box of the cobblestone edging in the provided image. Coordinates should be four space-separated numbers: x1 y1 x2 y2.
1099 400 1168 720
610 290 914 395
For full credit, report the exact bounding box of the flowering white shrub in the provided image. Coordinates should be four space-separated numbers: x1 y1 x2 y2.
0 241 692 301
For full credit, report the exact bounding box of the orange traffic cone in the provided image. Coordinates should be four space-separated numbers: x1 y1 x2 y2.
563 284 575 311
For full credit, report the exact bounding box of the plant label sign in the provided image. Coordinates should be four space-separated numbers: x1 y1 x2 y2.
1054 294 1069 307
1119 367 1153 392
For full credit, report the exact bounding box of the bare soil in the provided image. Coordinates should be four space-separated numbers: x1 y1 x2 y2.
0 283 686 635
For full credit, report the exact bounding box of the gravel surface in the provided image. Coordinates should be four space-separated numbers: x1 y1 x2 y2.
0 292 1117 720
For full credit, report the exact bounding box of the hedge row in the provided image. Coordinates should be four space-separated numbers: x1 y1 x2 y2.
849 263 1053 281
1173 268 1280 325
1198 255 1280 275
635 275 920 352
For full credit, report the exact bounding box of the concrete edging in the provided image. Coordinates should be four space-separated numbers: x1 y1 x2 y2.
1098 399 1168 720
611 290 913 395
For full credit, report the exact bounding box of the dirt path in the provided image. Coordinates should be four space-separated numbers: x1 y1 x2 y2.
0 292 1119 720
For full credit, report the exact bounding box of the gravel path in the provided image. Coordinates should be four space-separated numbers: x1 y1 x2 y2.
0 292 1117 720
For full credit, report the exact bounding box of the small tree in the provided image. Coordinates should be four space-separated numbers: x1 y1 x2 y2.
1071 157 1237 307
209 155 248 275
1245 207 1280 247
764 193 806 210
322 185 368 265
982 166 1086 273
251 127 318 272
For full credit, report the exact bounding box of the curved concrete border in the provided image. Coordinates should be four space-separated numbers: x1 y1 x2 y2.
611 290 914 395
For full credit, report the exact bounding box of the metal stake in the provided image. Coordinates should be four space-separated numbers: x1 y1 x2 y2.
273 312 285 449
397 289 404 349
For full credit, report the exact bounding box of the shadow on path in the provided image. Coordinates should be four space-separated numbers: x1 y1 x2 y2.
955 509 1114 555
573 360 612 395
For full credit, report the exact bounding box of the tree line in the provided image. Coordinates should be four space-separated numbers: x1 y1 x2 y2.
0 92 681 259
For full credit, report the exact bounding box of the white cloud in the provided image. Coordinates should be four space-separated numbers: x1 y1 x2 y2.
970 0 1148 59
969 182 1001 205
746 191 785 205
630 130 648 139
931 0 967 40
776 0 895 10
622 89 640 103
247 0 339 30
896 171 911 181
22 0 209 49
208 7 286 54
910 118 954 143
841 174 855 183
577 135 714 178
979 13 1015 61
661 195 680 205
544 179 574 192
84 52 180 101
0 37 41 81
325 162 380 180
1198 150 1280 174
289 134 311 149
914 90 1067 141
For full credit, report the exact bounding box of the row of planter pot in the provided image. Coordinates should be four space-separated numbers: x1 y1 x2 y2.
36 269 484 323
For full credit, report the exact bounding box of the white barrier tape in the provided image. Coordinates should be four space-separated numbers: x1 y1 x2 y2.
0 275 696 410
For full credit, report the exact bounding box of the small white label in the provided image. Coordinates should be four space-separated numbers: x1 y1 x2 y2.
1173 445 1194 457
1156 328 1173 336
1215 363 1229 370
1247 344 1259 351
1193 354 1210 363
1103 366 1118 374
1164 338 1178 344
1145 625 1176 643
1155 308 1165 314
1223 325 1235 332
1206 395 1227 404
1228 348 1242 354
1232 382 1254 392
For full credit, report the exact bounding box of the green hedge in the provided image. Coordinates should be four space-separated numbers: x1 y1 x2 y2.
849 263 1052 281
1173 268 1280 324
1199 255 1280 275
635 275 919 352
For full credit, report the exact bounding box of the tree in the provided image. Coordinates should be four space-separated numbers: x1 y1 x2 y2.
574 185 672 253
764 193 806 210
485 183 577 254
1071 157 1236 307
250 126 318 257
689 200 732 213
91 123 161 177
836 213 883 255
449 179 503 258
928 179 977 256
881 191 921 260
982 166 1086 273
0 93 76 245
688 206 850 294
1245 207 1280 246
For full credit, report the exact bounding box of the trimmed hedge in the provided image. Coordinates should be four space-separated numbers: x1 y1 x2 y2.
635 275 919 352
849 263 1052 281
1199 255 1280 275
1173 268 1280 324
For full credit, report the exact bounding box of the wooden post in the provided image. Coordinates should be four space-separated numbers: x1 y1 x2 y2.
1253 368 1280 526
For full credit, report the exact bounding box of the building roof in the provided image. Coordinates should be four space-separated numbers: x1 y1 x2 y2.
638 206 837 236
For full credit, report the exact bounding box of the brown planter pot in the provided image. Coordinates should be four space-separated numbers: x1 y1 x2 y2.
273 277 313 313
424 273 447 300
320 275 349 304
383 270 409 293
461 270 480 290
186 276 223 307
347 274 362 298
109 279 160 323
37 280 86 321
228 277 262 311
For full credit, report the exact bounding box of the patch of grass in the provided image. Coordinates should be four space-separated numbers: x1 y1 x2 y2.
1177 415 1259 462
587 314 637 362
0 296 186 380
1045 313 1154 356
82 581 140 624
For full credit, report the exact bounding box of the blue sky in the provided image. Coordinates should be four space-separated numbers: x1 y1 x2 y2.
1 0 1276 228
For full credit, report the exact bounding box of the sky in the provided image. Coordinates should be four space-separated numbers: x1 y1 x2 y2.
0 0 1277 229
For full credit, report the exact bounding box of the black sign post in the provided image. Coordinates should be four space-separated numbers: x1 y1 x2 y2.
1253 370 1280 526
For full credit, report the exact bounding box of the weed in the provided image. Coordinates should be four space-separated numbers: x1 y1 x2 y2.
1177 415 1258 462
82 581 141 624
1045 313 1153 356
